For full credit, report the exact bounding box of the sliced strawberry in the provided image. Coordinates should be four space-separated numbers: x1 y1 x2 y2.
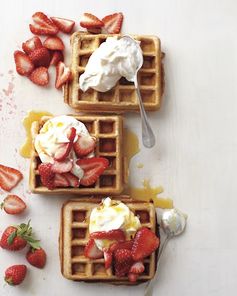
80 13 104 29
22 36 42 55
14 51 34 76
38 163 55 190
0 164 23 192
29 67 49 86
103 249 112 269
54 127 76 161
128 273 138 283
76 157 109 186
54 173 70 187
109 240 134 253
129 261 145 274
73 134 96 157
51 17 75 34
84 238 103 259
50 50 64 66
90 229 125 242
55 61 71 89
1 195 26 215
28 47 51 67
87 28 102 34
30 12 58 35
131 227 159 261
114 249 133 277
43 36 65 51
102 12 123 34
63 172 80 187
51 159 73 174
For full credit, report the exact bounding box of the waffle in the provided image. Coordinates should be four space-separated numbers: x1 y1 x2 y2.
59 196 159 284
29 115 127 195
64 32 163 113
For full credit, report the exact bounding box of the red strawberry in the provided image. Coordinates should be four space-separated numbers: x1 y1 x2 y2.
54 127 76 161
26 247 46 268
28 47 51 67
51 17 75 34
5 265 27 285
131 227 159 261
87 28 102 34
43 36 65 51
22 36 42 55
50 50 64 66
51 159 73 174
54 173 70 187
1 195 26 215
109 240 134 253
84 238 103 259
102 12 123 34
114 249 133 277
76 157 109 186
38 163 55 189
30 12 59 35
90 229 125 242
129 261 145 274
128 273 138 283
55 61 71 89
103 249 112 269
63 172 80 187
80 13 104 29
0 164 23 192
29 67 49 86
73 134 96 157
13 51 34 76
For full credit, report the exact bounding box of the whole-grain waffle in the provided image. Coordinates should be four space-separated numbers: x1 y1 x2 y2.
59 196 159 284
64 32 163 113
29 115 127 195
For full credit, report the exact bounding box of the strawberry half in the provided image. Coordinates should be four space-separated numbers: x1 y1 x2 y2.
90 229 125 242
54 173 70 187
43 36 65 51
51 159 73 174
22 36 42 55
109 240 134 253
102 12 123 34
50 50 64 66
30 12 59 35
38 163 55 189
114 249 133 277
63 172 80 187
84 238 103 259
80 13 104 29
26 247 47 269
129 261 145 274
5 265 27 286
131 227 159 261
29 67 49 86
14 51 34 76
54 127 76 161
1 195 26 215
55 61 71 89
73 134 96 157
28 47 51 67
0 164 23 192
51 16 75 34
76 157 109 186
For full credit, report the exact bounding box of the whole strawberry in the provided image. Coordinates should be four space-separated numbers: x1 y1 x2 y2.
5 265 27 285
0 221 40 251
26 247 47 268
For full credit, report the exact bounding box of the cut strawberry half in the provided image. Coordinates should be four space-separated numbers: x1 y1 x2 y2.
1 195 26 215
84 238 103 259
102 12 123 34
80 13 104 29
109 240 134 253
22 36 42 55
51 17 75 34
73 134 96 157
129 261 145 274
43 36 65 51
103 249 112 269
76 157 109 186
90 229 125 242
29 67 49 86
54 127 76 161
30 12 59 35
38 163 55 190
54 173 70 187
14 51 34 76
63 172 80 187
0 164 23 192
50 50 64 66
55 61 71 89
29 47 51 67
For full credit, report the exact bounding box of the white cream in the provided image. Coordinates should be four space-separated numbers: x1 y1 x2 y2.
89 197 141 250
79 36 143 92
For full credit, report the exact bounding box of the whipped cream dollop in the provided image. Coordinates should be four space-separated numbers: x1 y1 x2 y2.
79 36 143 92
89 197 141 250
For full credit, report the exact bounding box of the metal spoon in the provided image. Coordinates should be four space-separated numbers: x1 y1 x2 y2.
144 208 188 296
120 36 156 148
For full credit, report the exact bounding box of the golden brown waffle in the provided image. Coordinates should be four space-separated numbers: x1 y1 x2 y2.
29 115 127 195
59 196 159 284
64 32 163 113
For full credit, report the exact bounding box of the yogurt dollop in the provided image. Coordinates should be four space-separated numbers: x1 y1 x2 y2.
89 197 141 250
79 37 143 92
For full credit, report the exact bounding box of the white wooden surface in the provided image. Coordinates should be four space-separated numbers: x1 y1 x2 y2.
0 0 237 295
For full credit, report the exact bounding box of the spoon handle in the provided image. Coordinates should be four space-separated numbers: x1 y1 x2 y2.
134 78 156 148
144 236 171 296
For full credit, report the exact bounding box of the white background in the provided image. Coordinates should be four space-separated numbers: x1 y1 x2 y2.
0 0 237 295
